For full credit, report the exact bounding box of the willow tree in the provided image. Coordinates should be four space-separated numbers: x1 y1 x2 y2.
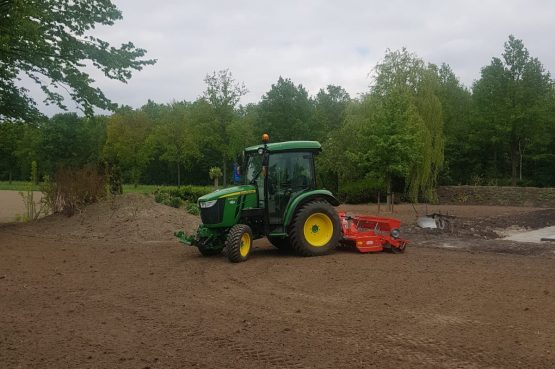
371 49 445 201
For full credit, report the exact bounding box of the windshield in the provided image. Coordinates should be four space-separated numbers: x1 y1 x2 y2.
244 153 263 185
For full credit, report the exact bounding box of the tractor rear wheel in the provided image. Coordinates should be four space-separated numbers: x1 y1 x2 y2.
289 200 341 256
226 224 253 263
267 236 292 252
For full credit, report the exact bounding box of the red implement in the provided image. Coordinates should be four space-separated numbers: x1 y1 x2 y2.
338 212 408 253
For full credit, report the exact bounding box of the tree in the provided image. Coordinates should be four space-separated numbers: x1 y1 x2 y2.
148 102 202 187
473 35 552 185
203 69 247 185
372 49 444 200
103 109 151 186
35 113 106 175
257 77 314 142
435 64 474 185
0 120 25 181
340 91 423 203
313 85 351 141
0 0 155 120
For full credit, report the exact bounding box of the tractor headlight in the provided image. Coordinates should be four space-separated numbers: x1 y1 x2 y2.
199 200 217 208
390 228 401 239
257 147 264 155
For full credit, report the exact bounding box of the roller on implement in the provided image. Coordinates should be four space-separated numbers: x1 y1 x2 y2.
175 134 408 262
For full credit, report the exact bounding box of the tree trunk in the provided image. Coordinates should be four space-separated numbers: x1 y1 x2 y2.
177 162 181 187
511 142 518 186
386 180 392 211
222 157 227 186
214 177 219 187
518 139 524 181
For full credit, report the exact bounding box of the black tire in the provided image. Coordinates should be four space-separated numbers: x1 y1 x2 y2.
390 242 407 254
267 236 293 253
289 200 341 256
197 244 222 256
226 224 253 263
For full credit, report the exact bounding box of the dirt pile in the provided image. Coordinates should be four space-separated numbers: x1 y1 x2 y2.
5 193 199 243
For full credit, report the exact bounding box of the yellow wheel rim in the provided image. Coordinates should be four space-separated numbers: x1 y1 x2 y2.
303 213 333 247
239 232 251 257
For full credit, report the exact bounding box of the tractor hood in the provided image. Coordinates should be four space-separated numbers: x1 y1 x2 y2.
198 185 257 203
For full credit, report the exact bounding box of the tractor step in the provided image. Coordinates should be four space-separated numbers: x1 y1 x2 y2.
338 212 408 253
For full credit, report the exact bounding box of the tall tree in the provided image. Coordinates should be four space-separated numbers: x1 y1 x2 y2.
148 102 202 187
257 77 314 142
0 120 25 181
0 0 155 120
203 69 247 185
473 35 552 185
435 64 474 184
372 49 445 200
103 109 151 186
313 85 351 141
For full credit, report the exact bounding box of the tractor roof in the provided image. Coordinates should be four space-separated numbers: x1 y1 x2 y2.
244 141 321 153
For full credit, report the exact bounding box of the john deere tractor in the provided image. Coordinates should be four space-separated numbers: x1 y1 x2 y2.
175 134 342 262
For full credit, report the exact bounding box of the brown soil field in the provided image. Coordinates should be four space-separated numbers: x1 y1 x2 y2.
1 194 554 368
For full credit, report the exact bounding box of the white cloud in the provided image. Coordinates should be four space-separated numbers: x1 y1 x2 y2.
31 0 555 115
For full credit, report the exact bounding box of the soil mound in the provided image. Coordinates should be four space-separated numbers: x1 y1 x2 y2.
6 193 199 243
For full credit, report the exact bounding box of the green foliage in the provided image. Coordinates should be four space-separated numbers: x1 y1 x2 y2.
208 167 222 179
103 109 152 186
0 0 155 120
153 185 210 213
184 202 200 215
322 49 444 202
202 69 248 185
472 35 553 186
257 77 314 141
1 35 554 201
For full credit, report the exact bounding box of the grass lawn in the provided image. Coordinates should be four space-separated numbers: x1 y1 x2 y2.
0 182 202 195
0 181 39 191
0 181 161 193
122 184 161 194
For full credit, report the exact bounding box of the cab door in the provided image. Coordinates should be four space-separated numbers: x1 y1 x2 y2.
266 151 315 225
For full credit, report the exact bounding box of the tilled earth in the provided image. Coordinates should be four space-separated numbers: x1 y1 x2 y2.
1 198 555 369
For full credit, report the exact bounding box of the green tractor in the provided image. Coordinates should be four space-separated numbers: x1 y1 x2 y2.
175 135 342 262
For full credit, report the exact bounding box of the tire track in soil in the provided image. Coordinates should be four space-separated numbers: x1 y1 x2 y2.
186 326 306 369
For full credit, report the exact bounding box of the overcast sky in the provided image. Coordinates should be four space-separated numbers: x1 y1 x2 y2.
34 0 555 115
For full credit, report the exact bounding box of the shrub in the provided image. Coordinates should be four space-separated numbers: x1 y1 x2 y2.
184 201 200 215
337 179 382 204
169 196 182 208
160 185 213 203
42 166 107 216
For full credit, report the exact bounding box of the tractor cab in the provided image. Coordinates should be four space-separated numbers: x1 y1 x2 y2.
243 139 320 232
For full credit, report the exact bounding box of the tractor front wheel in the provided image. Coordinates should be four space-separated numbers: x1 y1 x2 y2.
289 201 341 256
226 224 253 263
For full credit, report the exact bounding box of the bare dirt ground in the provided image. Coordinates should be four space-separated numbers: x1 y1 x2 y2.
1 194 555 369
0 191 43 223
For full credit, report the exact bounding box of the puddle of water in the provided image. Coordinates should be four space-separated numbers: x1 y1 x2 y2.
502 226 555 243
